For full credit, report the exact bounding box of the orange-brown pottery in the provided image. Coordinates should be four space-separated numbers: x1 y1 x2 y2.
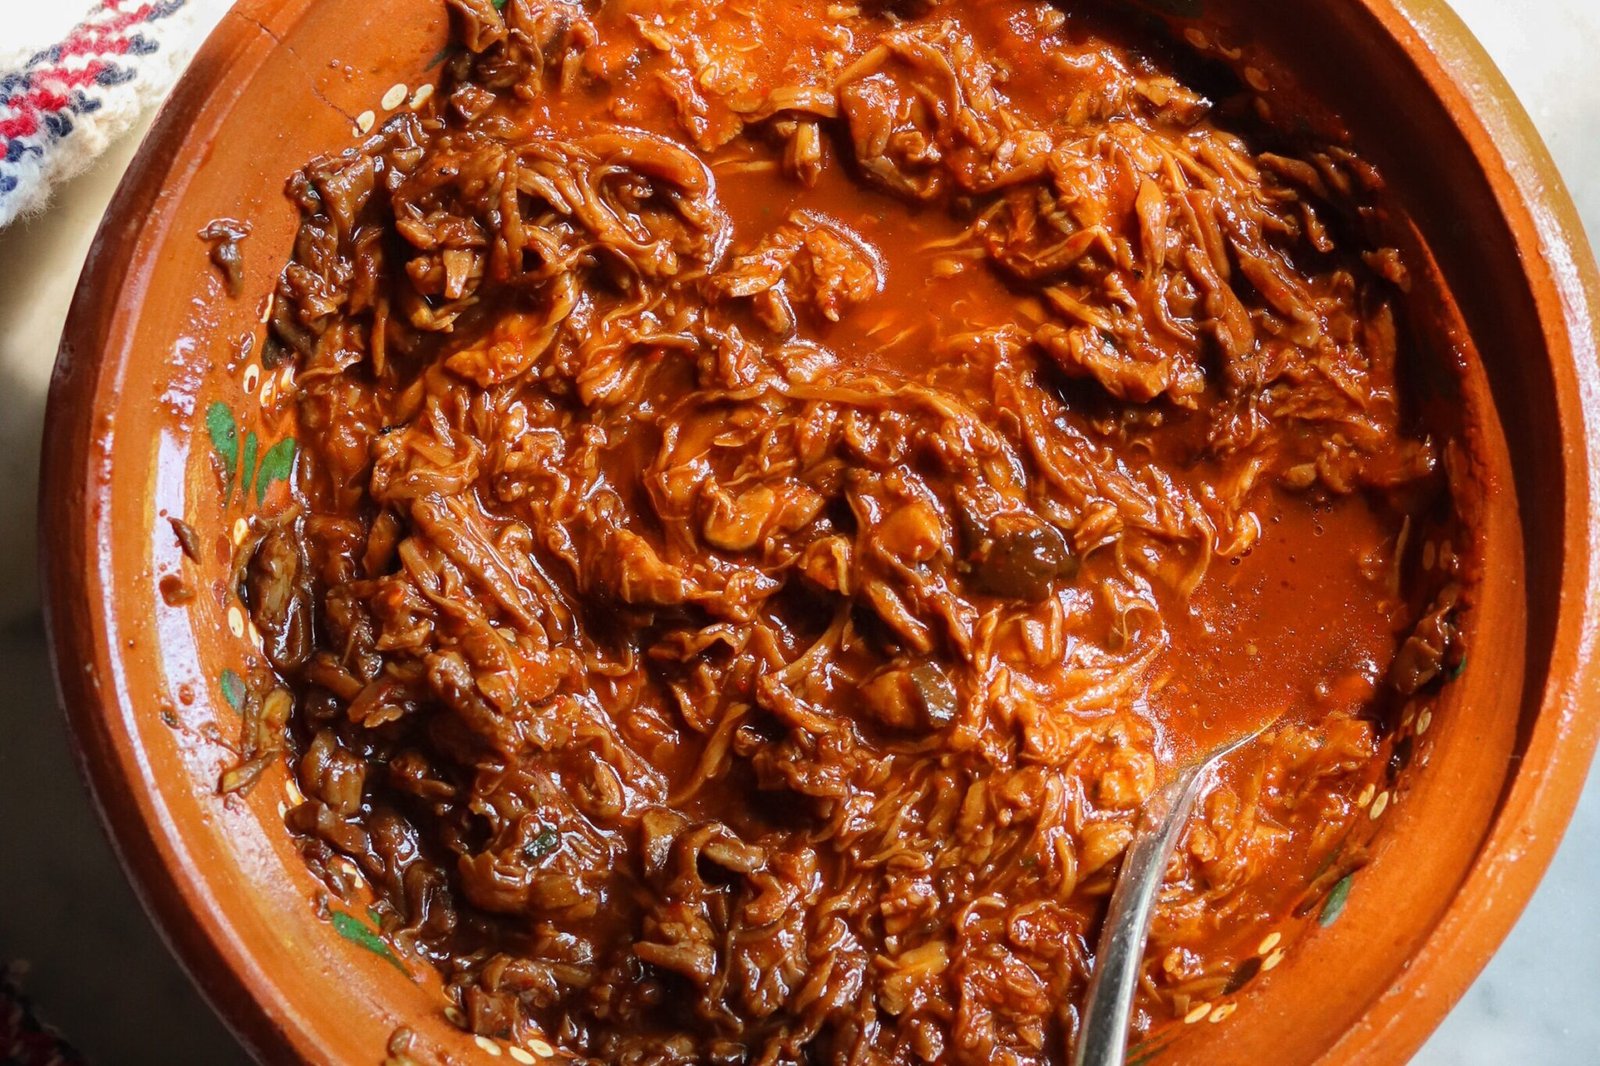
40 0 1600 1063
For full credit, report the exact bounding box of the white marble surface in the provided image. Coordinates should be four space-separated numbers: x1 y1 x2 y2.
0 2 1595 1063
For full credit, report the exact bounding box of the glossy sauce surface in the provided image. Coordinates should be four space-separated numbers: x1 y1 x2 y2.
236 1 1464 1061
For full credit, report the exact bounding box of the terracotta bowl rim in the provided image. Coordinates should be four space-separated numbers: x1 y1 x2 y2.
38 0 1600 1063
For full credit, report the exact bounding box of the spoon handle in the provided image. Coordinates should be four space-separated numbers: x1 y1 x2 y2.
1072 730 1259 1066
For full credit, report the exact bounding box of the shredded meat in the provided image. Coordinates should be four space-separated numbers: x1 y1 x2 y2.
244 1 1467 1062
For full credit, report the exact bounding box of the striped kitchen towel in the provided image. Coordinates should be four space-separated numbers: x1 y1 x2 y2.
0 0 225 228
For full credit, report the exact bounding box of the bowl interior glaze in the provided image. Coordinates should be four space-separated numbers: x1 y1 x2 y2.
42 0 1600 1064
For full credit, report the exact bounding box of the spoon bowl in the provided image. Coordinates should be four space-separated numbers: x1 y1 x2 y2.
1072 722 1278 1066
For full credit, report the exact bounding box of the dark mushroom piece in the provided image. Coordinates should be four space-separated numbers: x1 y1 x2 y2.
970 511 1079 601
860 660 959 730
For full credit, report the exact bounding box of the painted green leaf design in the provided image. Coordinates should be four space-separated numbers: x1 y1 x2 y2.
205 402 239 503
1319 873 1355 927
330 910 407 974
255 438 297 505
240 430 260 504
220 668 246 712
202 403 295 510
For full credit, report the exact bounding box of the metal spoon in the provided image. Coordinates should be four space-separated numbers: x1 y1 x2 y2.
1071 724 1273 1066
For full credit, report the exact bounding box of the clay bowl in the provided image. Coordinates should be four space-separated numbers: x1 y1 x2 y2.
40 0 1600 1062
